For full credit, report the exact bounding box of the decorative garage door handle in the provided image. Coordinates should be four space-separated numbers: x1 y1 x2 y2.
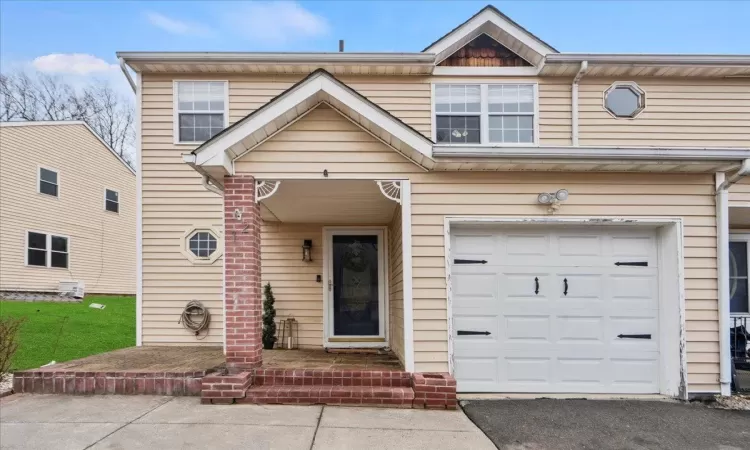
457 330 491 336
454 259 488 264
617 334 652 339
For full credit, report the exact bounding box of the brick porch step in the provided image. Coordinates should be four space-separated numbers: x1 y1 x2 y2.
252 368 412 388
238 384 415 407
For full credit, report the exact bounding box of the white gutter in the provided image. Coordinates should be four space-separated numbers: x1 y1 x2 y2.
119 57 136 93
432 145 750 161
546 53 750 66
715 159 750 396
571 61 588 146
117 51 435 65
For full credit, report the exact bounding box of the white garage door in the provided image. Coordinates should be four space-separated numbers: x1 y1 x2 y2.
451 226 660 394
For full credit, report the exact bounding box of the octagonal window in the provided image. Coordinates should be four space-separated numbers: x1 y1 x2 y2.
604 82 645 118
188 231 218 258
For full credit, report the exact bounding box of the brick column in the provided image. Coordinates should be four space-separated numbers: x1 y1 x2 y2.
224 175 263 371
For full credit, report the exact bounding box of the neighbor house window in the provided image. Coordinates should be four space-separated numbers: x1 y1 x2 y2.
105 189 119 213
730 238 750 314
38 167 58 197
27 231 68 269
188 231 218 258
604 82 646 118
434 83 536 145
175 81 227 143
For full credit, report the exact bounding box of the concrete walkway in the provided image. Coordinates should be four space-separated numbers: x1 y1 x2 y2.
0 395 494 450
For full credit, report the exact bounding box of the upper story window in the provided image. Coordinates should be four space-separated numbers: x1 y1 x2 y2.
175 81 228 143
604 82 646 118
39 167 58 197
105 189 119 213
434 83 536 145
27 231 69 269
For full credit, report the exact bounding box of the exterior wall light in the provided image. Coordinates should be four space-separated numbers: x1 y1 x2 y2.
538 189 569 214
302 239 313 262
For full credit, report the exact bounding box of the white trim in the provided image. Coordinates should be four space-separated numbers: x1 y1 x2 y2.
443 216 687 398
118 51 435 64
135 71 143 346
432 66 540 77
25 230 70 270
401 181 415 372
1 121 135 175
104 188 120 214
37 165 59 198
717 173 733 396
545 53 750 66
322 227 389 348
432 145 750 160
432 82 539 147
172 80 229 145
728 232 750 317
192 71 433 168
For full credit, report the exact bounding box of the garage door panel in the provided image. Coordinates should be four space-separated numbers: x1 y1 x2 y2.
452 226 661 394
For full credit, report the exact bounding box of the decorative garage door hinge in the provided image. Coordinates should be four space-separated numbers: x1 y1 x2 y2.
617 334 652 339
454 259 488 264
615 261 648 266
457 330 491 336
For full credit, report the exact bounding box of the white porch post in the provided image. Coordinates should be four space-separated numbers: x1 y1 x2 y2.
401 180 415 373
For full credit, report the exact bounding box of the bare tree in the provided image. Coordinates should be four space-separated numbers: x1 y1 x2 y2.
0 71 135 167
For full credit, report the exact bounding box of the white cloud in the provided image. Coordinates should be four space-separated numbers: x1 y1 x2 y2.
226 1 329 44
32 53 118 75
145 11 213 37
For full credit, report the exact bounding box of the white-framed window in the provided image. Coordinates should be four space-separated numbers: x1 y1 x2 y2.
38 167 59 197
434 83 537 145
730 234 750 315
105 189 119 213
174 81 228 144
27 231 69 269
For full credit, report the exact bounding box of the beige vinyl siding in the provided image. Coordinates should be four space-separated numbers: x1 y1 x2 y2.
261 222 324 348
729 177 750 206
388 207 405 364
578 78 750 147
0 124 136 294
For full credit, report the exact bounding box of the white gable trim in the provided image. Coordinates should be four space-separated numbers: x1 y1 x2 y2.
192 71 434 170
425 8 556 66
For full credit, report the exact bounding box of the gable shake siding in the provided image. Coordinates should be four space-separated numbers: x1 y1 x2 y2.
141 73 724 392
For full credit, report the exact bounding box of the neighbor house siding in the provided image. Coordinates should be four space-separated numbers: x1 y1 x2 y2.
578 78 750 147
0 124 136 295
389 206 405 364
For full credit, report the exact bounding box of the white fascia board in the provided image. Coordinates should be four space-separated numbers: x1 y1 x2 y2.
432 145 750 161
546 53 750 66
432 66 540 76
425 9 554 61
117 52 436 65
194 72 433 166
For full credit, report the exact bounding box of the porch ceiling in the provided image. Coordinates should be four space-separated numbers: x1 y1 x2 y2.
260 180 398 225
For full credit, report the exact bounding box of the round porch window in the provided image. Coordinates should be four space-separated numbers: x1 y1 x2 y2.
188 231 218 258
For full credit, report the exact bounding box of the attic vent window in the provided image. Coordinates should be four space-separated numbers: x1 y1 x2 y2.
604 82 646 118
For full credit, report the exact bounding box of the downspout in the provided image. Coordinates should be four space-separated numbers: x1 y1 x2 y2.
201 175 223 196
716 159 750 396
571 61 588 146
119 57 136 93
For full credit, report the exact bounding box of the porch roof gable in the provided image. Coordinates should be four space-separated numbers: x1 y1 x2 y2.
189 69 435 175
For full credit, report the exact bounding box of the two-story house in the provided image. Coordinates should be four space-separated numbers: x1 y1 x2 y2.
0 121 136 296
118 5 750 405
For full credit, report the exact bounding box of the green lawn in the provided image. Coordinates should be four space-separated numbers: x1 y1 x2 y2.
0 296 135 371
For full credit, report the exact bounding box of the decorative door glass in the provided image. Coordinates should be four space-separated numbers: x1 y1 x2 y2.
332 235 379 336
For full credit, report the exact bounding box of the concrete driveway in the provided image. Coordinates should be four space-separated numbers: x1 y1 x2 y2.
462 399 750 450
0 394 494 450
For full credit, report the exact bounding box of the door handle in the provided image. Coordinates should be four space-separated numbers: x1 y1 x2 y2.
457 330 491 336
534 277 539 295
328 279 333 292
617 334 652 339
563 278 568 296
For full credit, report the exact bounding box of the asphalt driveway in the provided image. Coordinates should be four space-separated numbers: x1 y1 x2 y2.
0 394 494 450
462 399 750 450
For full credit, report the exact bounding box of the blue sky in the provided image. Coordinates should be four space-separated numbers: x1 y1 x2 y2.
1 1 748 94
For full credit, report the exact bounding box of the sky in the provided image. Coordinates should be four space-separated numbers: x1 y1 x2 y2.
1 0 749 96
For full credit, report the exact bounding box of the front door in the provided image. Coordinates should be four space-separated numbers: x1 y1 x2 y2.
325 229 386 345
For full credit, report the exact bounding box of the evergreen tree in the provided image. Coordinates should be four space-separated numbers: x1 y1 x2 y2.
262 283 277 349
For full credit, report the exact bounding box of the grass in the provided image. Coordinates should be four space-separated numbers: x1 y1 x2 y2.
0 296 135 371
